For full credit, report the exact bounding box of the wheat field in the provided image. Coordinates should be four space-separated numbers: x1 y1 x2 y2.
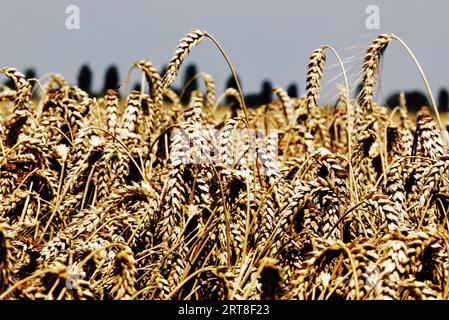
1 30 449 300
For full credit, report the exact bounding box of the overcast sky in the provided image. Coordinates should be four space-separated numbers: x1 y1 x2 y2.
1 0 448 103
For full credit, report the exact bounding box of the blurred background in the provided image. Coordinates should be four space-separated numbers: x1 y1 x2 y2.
1 0 448 110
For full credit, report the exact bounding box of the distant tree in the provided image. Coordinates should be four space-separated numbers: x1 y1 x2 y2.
225 74 243 90
244 93 259 107
24 68 37 98
180 64 199 105
245 80 272 107
438 88 448 112
77 64 93 95
24 68 37 80
286 83 299 98
260 80 273 105
102 65 120 94
386 90 429 112
132 83 141 92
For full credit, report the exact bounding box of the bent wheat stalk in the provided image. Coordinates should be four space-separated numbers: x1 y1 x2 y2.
390 34 443 133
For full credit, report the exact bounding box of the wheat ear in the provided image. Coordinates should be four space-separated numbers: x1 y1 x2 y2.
161 29 206 90
360 34 392 113
305 47 326 112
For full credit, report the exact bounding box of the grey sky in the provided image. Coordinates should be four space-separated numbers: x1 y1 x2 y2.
1 0 448 103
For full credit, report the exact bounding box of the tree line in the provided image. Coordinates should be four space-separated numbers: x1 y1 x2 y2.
3 63 448 111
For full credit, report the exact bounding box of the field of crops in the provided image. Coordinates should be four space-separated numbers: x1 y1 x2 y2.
1 30 449 300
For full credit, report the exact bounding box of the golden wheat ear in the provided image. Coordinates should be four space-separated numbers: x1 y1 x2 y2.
161 29 206 90
42 73 68 94
0 223 14 293
133 59 163 109
359 34 392 113
273 87 294 125
200 72 215 111
305 47 326 113
104 89 119 134
160 28 251 127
